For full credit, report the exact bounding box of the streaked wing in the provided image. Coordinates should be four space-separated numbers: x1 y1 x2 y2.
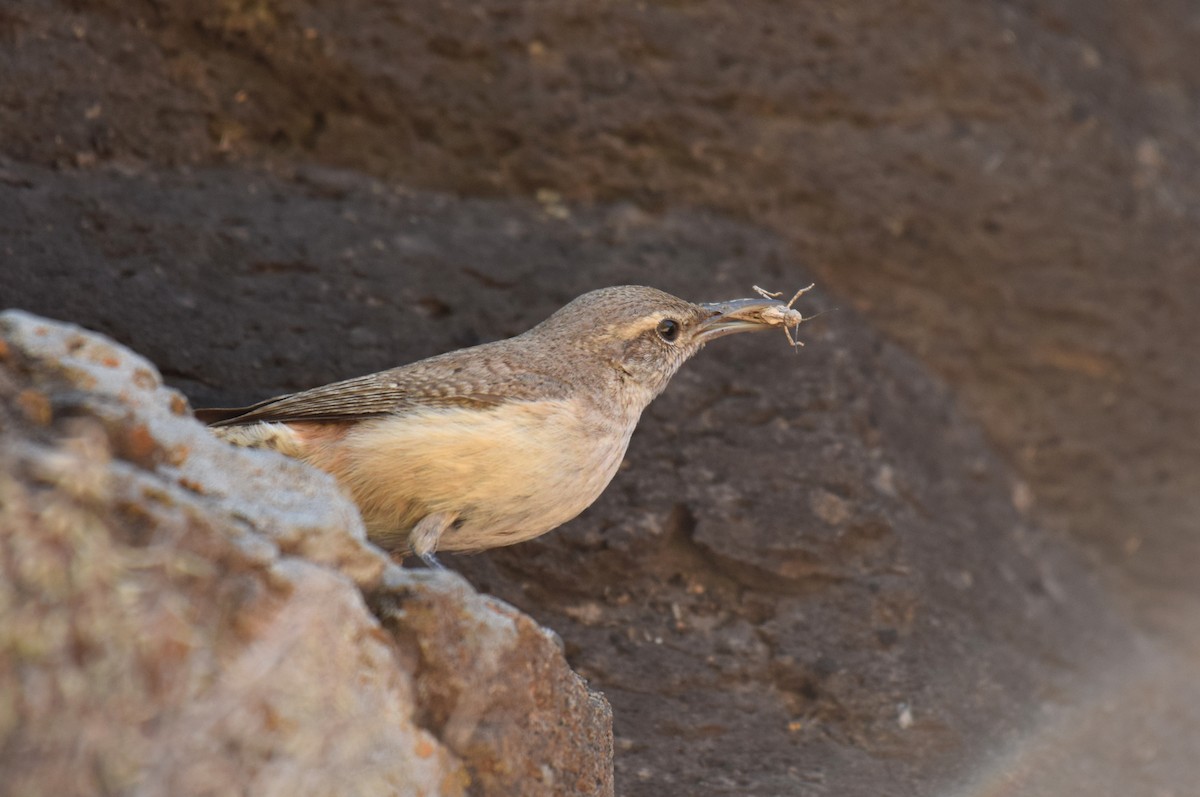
196 353 570 426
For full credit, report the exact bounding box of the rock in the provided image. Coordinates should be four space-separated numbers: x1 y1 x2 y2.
0 311 613 797
8 1 1200 791
375 572 613 797
0 163 1143 795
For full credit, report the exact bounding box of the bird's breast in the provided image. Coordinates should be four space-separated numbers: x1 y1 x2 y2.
334 397 640 551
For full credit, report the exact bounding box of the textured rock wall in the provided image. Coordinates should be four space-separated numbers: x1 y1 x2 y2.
4 0 1198 590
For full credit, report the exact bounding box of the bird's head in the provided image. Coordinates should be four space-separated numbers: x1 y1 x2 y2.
526 285 794 410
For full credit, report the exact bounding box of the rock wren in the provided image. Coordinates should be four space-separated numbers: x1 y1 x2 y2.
197 285 809 567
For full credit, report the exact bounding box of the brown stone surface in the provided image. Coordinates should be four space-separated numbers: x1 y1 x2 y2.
5 0 1198 593
5 0 1200 794
2 163 1175 795
376 573 613 797
0 311 612 797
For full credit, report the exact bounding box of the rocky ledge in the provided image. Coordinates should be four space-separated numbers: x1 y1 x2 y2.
0 310 612 797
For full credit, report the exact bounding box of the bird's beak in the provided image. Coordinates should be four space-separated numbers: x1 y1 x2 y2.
695 298 790 342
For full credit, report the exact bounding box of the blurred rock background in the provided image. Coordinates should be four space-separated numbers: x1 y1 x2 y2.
4 1 1199 795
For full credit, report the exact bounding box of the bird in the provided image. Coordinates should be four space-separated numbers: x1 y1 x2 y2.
196 285 807 567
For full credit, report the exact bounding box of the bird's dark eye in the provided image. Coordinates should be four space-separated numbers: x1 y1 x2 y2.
656 318 680 343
